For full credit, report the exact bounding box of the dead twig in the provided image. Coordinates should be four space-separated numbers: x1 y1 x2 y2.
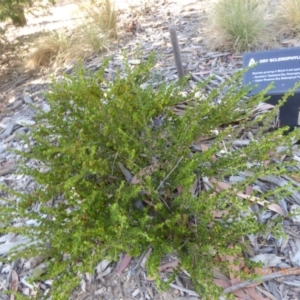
223 269 300 294
156 156 183 191
130 245 152 275
169 283 199 297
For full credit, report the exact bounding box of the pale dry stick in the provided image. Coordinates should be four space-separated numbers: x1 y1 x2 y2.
169 283 199 297
118 278 125 299
111 152 119 177
158 194 171 211
222 140 228 154
223 268 300 294
118 162 133 183
169 26 184 79
129 245 152 275
156 156 184 191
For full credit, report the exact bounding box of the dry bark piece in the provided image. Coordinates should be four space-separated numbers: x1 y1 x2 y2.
10 270 19 291
118 162 133 183
115 254 132 274
237 193 285 216
0 161 17 176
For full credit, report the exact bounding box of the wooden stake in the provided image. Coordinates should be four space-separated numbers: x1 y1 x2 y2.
169 26 184 78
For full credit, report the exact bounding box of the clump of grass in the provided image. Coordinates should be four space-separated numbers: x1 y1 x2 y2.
70 23 109 57
274 0 300 36
125 0 151 16
205 0 273 52
25 26 109 70
25 31 71 69
25 0 117 70
76 0 117 38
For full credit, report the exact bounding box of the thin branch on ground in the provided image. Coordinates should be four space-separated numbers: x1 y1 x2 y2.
223 268 300 294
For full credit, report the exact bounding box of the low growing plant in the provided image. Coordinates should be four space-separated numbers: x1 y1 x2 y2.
2 54 300 299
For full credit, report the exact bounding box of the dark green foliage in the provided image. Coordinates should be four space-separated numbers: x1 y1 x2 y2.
0 0 55 26
2 55 300 299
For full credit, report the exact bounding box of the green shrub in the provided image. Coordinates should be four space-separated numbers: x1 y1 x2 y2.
0 0 55 27
0 0 29 26
205 0 274 52
2 54 300 299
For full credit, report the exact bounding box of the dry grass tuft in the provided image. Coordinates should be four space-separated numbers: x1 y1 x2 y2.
76 0 118 38
274 0 300 37
124 0 151 16
25 31 71 70
25 0 117 70
205 0 274 52
70 23 109 58
25 27 109 70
